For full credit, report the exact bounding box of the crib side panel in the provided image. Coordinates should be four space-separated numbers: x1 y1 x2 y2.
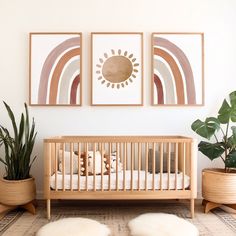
44 136 196 199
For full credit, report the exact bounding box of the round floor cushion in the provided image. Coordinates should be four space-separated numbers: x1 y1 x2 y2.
36 217 110 236
128 213 199 236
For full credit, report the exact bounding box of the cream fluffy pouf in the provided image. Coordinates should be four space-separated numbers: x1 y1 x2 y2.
128 213 199 236
36 218 110 236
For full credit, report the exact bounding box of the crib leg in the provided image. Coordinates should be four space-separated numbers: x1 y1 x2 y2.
190 198 194 218
47 199 51 220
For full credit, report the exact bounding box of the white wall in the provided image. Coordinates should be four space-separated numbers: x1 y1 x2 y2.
0 0 236 198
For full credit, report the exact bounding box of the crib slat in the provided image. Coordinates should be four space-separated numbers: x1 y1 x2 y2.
131 143 134 191
183 142 186 190
123 143 127 191
77 142 81 191
138 143 141 191
175 143 178 190
85 142 88 191
152 142 155 191
93 143 96 192
70 143 73 191
160 142 163 191
116 143 119 191
99 143 104 191
120 143 122 190
62 143 65 191
126 143 129 174
109 143 111 191
167 142 171 190
145 142 148 191
54 143 58 191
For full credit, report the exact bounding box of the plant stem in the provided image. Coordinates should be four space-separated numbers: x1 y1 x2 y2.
220 127 226 137
214 134 225 163
220 155 225 163
224 121 230 167
213 134 219 143
225 122 229 142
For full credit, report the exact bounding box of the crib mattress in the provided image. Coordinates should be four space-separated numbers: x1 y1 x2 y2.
50 170 190 190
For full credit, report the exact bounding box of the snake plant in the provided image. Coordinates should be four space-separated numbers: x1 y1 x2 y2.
191 91 236 172
0 102 37 180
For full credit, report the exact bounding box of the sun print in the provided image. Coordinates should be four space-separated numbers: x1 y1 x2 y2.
96 49 139 89
92 33 143 105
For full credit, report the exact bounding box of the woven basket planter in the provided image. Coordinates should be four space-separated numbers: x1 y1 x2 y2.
0 177 36 206
202 168 236 204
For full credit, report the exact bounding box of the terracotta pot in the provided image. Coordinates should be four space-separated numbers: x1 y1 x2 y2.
0 177 36 206
202 168 236 204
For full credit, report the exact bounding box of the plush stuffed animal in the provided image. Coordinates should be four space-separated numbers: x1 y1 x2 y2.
87 151 106 175
103 151 123 174
79 151 106 175
75 150 122 176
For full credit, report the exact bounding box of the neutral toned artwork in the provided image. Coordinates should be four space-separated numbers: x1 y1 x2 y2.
92 33 143 105
152 33 204 106
30 33 82 106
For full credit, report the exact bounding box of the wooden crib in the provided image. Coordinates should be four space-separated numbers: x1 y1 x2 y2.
44 136 197 219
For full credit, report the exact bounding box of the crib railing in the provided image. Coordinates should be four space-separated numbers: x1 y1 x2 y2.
44 136 196 195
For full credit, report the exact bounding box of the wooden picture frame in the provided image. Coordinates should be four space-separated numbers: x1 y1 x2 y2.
152 32 204 106
29 32 82 106
91 32 143 106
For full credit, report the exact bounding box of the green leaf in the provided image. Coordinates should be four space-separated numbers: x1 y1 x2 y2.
24 103 29 142
227 127 236 148
3 102 18 141
191 117 220 140
218 99 231 124
230 109 236 122
0 157 7 165
198 141 225 160
231 126 236 144
18 113 25 144
218 92 236 123
229 91 236 106
225 150 236 168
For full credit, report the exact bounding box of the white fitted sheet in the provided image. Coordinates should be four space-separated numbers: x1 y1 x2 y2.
50 170 190 190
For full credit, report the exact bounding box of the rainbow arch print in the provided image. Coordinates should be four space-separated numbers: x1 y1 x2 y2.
152 33 204 106
30 33 82 106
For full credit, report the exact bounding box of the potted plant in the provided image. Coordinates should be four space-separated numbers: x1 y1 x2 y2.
191 91 236 213
0 102 37 214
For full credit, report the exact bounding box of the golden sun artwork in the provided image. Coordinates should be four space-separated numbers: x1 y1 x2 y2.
96 49 139 89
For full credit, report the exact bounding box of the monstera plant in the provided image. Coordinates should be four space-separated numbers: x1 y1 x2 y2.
191 91 236 172
191 91 236 214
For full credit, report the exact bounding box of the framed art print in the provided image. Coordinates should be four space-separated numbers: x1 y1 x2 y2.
29 32 82 106
152 33 204 106
91 32 143 106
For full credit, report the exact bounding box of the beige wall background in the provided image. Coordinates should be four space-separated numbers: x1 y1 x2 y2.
0 0 235 198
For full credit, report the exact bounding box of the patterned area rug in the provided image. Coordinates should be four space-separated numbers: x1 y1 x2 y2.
0 210 23 235
0 201 236 236
213 208 236 233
